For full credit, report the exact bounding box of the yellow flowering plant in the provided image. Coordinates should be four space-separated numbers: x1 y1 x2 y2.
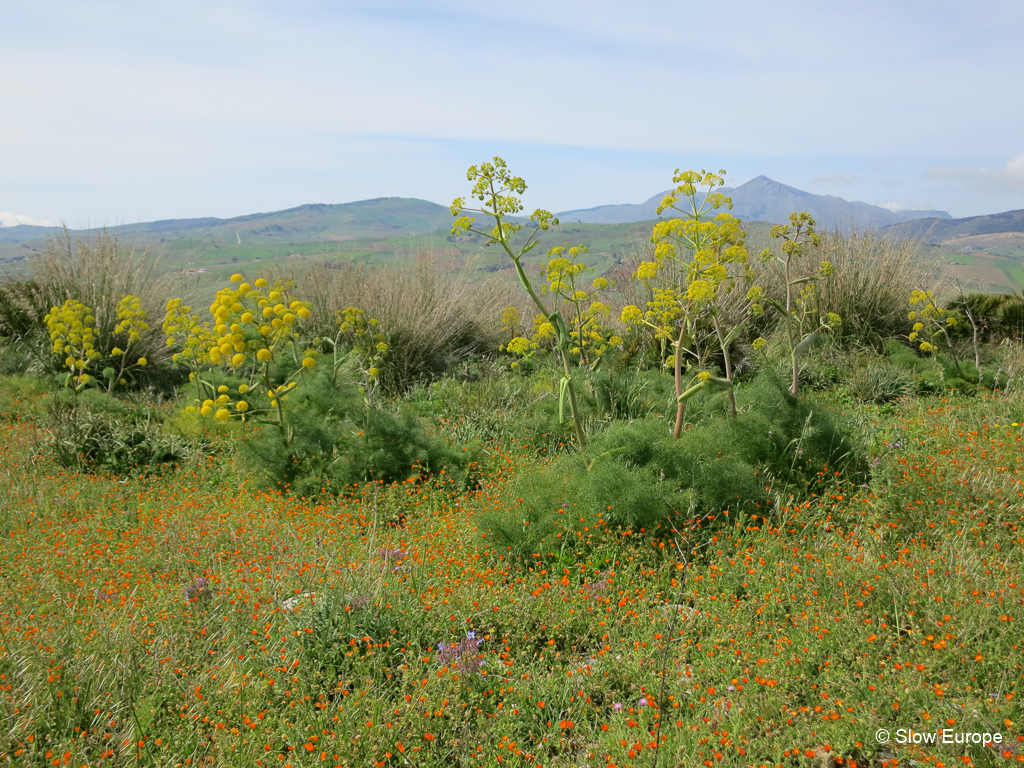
909 288 961 377
619 169 754 432
45 299 101 392
538 244 621 367
103 295 151 392
334 306 389 409
759 212 841 397
171 274 314 445
451 158 588 451
163 297 218 405
500 306 522 342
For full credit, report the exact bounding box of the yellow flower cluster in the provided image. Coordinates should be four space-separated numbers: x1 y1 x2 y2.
909 289 954 354
163 298 216 368
174 275 315 427
113 295 150 344
500 306 521 338
620 287 685 343
505 336 536 356
532 244 620 365
45 299 100 386
208 275 312 370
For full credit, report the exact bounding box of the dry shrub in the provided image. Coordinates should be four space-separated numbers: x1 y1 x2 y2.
2 227 176 365
299 255 515 391
751 227 941 347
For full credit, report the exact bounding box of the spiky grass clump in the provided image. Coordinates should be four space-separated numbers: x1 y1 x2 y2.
299 257 514 392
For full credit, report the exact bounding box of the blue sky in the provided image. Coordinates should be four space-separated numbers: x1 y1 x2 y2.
2 0 1023 228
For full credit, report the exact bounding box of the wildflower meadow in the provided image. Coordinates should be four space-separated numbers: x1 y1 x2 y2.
0 161 1022 768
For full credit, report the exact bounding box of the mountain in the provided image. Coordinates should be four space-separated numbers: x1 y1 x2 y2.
879 209 1024 243
557 176 951 231
0 197 454 245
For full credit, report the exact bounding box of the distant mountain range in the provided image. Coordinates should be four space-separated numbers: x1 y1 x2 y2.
4 177 1013 250
0 198 455 245
557 176 951 231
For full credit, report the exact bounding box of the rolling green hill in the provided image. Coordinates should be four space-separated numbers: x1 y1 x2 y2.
0 197 455 246
6 191 1024 297
881 209 1024 243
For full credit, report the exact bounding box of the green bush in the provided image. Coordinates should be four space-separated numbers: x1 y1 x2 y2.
239 371 476 497
880 338 1007 395
482 374 863 559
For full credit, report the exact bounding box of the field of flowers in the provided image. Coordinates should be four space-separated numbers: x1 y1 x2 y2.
0 379 1021 768
3 164 1024 767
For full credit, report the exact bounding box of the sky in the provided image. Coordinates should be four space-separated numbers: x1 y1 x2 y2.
2 0 1023 228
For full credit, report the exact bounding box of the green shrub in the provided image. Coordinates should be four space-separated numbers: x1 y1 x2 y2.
881 338 1001 395
583 365 673 421
239 371 476 497
482 374 863 559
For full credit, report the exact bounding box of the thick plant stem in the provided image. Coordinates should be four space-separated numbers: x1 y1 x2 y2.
785 259 800 397
673 324 686 440
714 317 737 418
559 349 587 449
500 234 588 452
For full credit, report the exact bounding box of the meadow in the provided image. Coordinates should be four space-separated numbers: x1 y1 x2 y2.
1 166 1023 768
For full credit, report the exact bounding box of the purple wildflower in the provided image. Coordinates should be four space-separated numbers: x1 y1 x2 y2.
184 577 211 602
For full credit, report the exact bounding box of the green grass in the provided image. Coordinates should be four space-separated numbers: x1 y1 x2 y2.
1008 268 1024 291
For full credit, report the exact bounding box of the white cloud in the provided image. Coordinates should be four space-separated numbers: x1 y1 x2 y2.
0 211 54 228
880 202 904 211
927 154 1024 194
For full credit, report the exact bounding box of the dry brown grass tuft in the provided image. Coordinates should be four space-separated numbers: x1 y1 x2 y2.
298 254 515 391
751 227 941 346
1 227 176 364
